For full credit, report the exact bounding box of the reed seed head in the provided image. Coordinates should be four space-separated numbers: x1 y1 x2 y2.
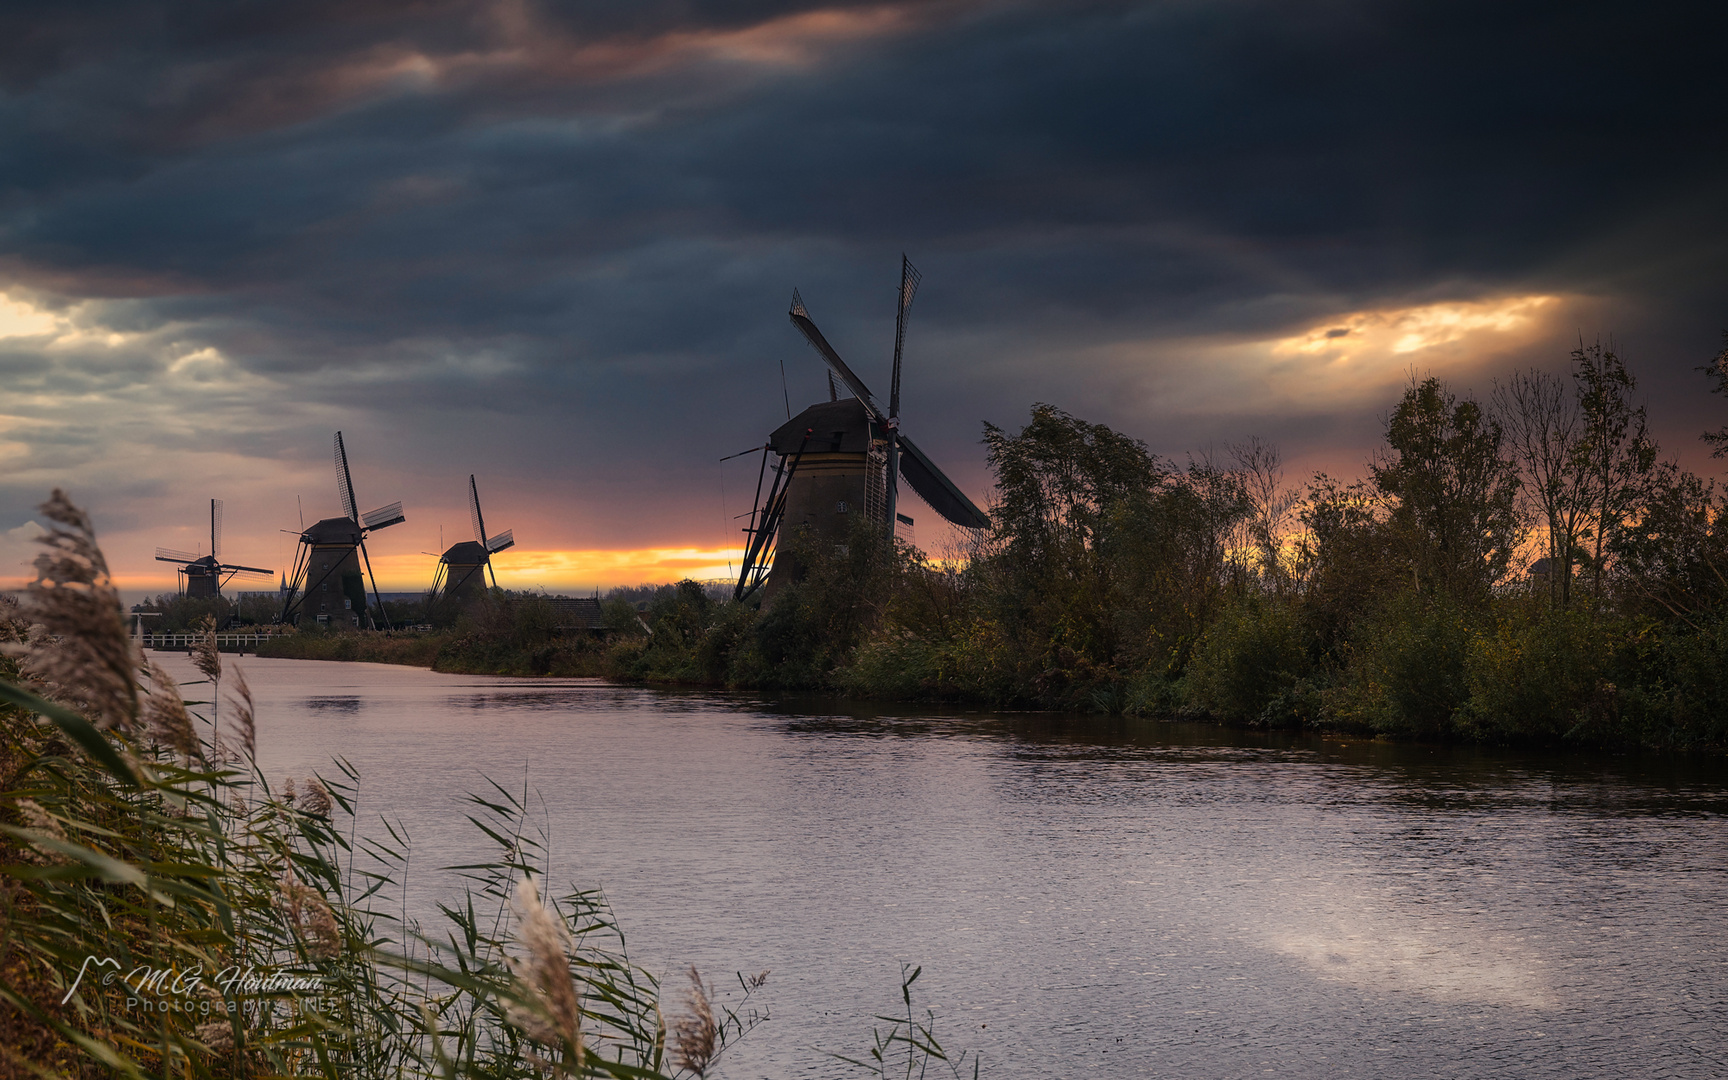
4 491 140 734
229 663 257 762
195 1020 236 1054
671 966 719 1078
300 777 332 817
143 662 199 761
282 777 297 806
278 874 342 959
15 798 70 864
17 798 65 841
191 614 221 681
505 875 584 1060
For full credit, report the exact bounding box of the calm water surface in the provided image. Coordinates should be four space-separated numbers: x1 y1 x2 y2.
157 655 1728 1079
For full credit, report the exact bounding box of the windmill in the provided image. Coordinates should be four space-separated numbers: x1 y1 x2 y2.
431 475 515 609
154 498 273 599
277 432 405 628
733 256 989 602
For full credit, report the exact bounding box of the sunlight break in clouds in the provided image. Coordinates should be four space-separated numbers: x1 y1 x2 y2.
363 547 745 593
0 290 140 350
1271 294 1558 366
1127 292 1567 417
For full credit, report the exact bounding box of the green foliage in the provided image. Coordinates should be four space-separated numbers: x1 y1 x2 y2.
1608 463 1728 620
1370 376 1522 603
1182 596 1311 725
1292 475 1402 652
1617 613 1728 749
1458 604 1617 742
964 405 1253 707
1324 594 1475 738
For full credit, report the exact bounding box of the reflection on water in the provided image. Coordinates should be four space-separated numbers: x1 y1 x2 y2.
154 656 1728 1078
304 696 363 712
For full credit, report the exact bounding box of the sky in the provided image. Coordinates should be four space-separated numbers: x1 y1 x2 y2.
3 0 1727 596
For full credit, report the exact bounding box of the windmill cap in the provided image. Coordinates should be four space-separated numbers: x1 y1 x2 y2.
303 517 363 544
770 399 874 455
440 540 490 564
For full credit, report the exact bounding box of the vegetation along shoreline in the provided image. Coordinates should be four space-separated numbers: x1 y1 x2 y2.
125 339 1728 757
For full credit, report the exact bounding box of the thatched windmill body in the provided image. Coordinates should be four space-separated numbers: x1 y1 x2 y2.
432 475 515 609
154 498 272 599
278 433 405 628
734 257 989 602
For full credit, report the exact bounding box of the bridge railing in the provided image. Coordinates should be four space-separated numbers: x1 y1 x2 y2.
142 632 287 650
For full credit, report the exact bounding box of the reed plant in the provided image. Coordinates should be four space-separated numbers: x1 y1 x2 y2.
0 492 800 1078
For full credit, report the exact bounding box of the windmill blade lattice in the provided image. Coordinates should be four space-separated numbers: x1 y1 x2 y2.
469 475 487 546
334 433 359 523
788 291 883 418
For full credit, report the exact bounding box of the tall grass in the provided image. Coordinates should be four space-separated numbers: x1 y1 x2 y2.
2 492 970 1078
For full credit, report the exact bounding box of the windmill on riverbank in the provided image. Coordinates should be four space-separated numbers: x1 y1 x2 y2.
278 433 405 628
733 256 989 602
154 498 273 599
432 475 515 609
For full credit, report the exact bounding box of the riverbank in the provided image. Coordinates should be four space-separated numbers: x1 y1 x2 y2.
252 628 616 677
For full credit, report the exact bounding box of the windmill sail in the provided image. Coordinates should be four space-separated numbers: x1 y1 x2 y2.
896 434 990 530
788 292 883 418
486 530 515 553
334 433 359 522
156 547 201 564
889 255 921 419
211 498 223 562
469 475 487 545
362 502 405 530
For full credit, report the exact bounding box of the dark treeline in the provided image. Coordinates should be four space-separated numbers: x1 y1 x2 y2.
604 337 1728 752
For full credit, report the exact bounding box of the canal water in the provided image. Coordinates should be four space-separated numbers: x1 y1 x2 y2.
155 655 1728 1078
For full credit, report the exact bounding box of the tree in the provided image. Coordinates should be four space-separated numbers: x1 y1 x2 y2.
1494 368 1590 609
1609 463 1728 622
1700 331 1728 457
1572 340 1658 601
1370 376 1522 602
975 404 1170 680
1229 436 1297 594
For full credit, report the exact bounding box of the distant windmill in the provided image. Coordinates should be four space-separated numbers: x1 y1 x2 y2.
431 475 515 608
734 256 989 602
154 498 273 599
278 433 405 628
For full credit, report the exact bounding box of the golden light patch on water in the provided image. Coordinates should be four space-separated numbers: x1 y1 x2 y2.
1267 912 1556 1009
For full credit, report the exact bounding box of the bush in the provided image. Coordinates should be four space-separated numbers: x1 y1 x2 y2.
1323 594 1474 737
1182 596 1311 723
1458 606 1616 742
1618 614 1728 750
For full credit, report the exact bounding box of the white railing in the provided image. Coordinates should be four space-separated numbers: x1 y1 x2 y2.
142 632 286 650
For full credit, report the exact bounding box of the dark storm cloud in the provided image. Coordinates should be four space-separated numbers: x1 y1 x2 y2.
3 0 1727 566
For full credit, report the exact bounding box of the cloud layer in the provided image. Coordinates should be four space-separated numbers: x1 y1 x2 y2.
3 0 1726 592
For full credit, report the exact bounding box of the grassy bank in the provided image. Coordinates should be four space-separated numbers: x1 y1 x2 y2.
252 630 446 668
251 627 621 677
